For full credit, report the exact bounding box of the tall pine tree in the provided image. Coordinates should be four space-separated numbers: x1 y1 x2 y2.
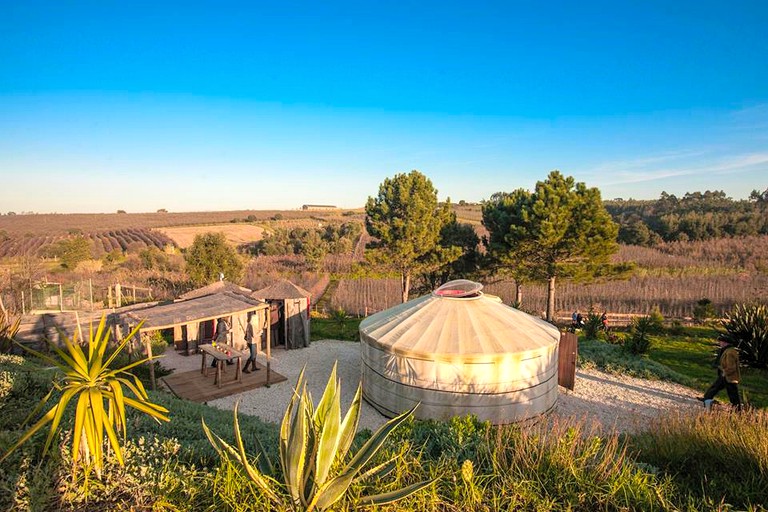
365 170 453 302
483 171 618 321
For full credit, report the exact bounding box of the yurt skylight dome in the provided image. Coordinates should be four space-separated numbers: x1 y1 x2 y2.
433 279 483 298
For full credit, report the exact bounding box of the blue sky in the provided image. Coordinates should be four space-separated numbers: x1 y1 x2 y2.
1 1 767 213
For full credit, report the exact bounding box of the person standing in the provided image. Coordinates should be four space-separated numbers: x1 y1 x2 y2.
702 336 742 411
215 317 231 344
212 317 233 367
243 312 263 373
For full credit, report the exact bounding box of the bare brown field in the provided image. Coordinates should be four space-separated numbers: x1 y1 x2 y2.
0 209 358 236
157 225 266 249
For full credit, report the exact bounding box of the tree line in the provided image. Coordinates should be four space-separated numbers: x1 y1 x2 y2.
606 188 768 246
365 170 617 322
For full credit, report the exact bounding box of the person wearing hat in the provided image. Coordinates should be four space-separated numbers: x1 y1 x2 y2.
702 336 741 411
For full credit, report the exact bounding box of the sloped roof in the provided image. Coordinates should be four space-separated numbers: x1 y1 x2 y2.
360 288 559 363
178 281 253 300
117 291 266 331
250 279 310 299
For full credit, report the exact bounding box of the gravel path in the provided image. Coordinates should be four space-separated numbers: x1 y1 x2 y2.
160 340 703 433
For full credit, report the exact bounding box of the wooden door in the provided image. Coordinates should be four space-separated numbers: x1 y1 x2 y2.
558 332 578 391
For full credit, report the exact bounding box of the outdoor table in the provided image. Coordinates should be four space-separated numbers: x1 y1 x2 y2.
199 344 247 388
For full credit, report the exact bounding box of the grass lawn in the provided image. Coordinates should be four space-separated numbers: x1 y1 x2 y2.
647 326 768 409
309 316 362 342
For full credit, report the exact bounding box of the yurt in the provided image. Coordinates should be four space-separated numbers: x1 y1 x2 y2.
360 280 561 424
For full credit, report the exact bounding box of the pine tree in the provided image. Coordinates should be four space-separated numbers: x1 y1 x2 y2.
365 170 453 302
483 171 618 321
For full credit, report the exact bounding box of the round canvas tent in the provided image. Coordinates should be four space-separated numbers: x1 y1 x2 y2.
360 280 560 424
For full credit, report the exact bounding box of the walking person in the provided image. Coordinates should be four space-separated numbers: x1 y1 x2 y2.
243 312 263 374
212 317 233 367
702 336 742 411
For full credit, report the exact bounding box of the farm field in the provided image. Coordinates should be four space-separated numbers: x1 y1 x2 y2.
157 224 266 249
0 209 363 259
0 209 356 236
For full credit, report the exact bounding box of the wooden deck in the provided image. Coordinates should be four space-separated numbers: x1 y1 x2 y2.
161 362 287 403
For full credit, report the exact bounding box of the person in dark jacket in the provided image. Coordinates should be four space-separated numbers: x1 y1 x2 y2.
702 336 741 411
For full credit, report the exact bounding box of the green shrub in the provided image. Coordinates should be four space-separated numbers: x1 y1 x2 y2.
582 309 604 340
389 414 490 465
721 302 768 369
693 298 717 323
668 320 685 336
625 316 654 355
578 337 690 385
648 306 665 333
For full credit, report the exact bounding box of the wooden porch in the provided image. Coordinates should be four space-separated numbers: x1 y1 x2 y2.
161 361 287 403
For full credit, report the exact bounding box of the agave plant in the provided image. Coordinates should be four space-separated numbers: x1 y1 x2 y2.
0 315 170 477
203 362 435 511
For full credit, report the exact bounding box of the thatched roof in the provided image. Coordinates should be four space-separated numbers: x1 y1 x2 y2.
251 279 310 299
178 281 253 301
117 291 266 331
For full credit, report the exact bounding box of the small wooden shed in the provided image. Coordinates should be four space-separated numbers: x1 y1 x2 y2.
250 279 311 349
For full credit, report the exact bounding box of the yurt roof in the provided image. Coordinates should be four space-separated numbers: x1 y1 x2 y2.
116 291 267 331
360 282 559 362
251 279 310 299
178 281 253 300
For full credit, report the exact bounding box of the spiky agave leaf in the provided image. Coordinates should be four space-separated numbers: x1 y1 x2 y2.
310 404 420 511
314 363 342 487
201 406 283 505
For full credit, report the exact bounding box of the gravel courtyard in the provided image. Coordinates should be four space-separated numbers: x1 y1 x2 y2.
160 340 703 433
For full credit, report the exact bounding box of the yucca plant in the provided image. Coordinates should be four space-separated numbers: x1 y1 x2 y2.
0 315 170 477
203 362 435 511
721 303 768 369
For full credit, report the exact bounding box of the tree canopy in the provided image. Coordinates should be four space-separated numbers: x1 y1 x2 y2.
482 171 619 321
365 170 454 302
605 189 768 245
184 232 244 286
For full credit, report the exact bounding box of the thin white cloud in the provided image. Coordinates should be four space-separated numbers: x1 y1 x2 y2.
592 151 768 186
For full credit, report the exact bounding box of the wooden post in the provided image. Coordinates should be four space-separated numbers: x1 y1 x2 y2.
58 283 64 312
144 331 156 391
89 278 94 311
265 305 271 388
115 283 122 308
